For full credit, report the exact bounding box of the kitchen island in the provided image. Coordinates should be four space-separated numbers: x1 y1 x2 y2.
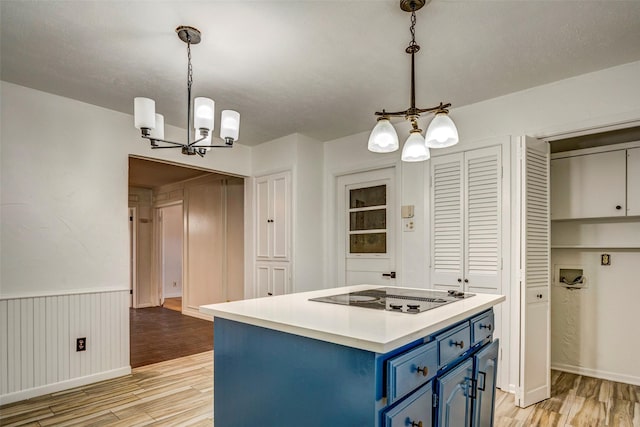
200 285 505 427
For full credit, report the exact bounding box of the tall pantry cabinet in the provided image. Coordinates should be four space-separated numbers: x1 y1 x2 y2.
255 171 292 297
429 145 503 295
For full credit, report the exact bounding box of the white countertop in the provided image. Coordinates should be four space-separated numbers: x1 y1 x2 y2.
200 285 505 353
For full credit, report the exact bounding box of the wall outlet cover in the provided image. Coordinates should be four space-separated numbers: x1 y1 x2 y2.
76 337 87 352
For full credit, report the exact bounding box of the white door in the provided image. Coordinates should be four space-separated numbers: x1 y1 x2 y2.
336 168 396 286
517 136 550 408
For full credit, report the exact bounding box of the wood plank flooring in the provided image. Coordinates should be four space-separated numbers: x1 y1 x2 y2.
2 354 639 426
162 298 182 313
0 352 214 427
130 307 213 368
495 370 640 426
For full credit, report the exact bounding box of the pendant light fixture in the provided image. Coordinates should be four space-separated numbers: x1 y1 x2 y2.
368 0 458 162
134 26 240 157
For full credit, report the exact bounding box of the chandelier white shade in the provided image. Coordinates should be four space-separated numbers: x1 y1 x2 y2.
133 26 240 157
425 112 459 148
401 131 430 162
220 110 241 141
368 0 458 161
194 97 215 133
368 118 399 153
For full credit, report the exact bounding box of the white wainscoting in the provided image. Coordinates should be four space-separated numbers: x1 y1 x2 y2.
0 289 131 405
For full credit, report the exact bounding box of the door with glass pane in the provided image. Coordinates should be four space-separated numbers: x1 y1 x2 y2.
336 168 396 286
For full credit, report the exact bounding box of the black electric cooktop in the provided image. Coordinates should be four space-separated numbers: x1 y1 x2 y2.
309 287 474 314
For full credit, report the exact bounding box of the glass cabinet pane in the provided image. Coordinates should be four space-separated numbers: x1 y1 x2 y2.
350 209 386 231
350 185 386 208
350 233 387 253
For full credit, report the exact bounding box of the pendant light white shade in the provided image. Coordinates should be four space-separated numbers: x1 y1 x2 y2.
134 97 156 129
425 112 459 148
149 114 164 140
368 118 399 153
401 131 430 162
194 97 215 132
220 110 240 141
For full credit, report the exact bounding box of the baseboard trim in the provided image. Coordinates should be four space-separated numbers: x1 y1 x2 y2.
552 363 640 386
184 306 213 322
0 366 131 406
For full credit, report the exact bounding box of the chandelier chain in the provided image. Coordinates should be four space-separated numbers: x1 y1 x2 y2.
409 9 417 50
187 39 193 91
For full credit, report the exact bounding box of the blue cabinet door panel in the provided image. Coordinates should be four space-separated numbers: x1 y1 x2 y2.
437 358 473 427
472 339 499 427
383 382 434 427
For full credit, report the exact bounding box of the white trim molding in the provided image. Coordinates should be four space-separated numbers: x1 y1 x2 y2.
552 363 640 387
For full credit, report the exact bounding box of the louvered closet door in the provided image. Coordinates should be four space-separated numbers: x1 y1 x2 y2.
518 136 550 408
430 154 464 290
464 146 501 292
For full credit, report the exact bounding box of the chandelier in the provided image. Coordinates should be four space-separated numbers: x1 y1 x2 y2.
134 26 240 157
368 0 458 161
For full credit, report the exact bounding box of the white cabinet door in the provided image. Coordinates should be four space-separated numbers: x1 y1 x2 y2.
430 146 501 293
256 177 271 259
628 148 640 216
255 172 291 260
271 174 290 259
430 154 464 290
255 263 290 297
551 150 626 219
464 147 502 292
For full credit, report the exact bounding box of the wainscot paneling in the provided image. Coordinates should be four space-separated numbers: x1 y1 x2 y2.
0 289 130 405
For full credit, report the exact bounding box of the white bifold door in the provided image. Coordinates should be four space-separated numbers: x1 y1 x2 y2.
516 136 551 408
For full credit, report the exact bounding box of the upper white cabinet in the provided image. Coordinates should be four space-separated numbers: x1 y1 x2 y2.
430 146 502 293
628 148 640 216
256 172 291 260
551 150 627 220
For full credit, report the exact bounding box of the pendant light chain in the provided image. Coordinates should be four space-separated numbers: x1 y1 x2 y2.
409 9 418 52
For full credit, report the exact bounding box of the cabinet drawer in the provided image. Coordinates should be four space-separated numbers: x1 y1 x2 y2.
437 323 470 369
471 311 494 347
383 381 433 427
386 340 437 404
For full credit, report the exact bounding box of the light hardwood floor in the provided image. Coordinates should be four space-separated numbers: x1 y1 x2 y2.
1 353 639 426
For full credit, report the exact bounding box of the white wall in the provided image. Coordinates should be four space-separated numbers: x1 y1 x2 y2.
0 81 251 403
322 60 640 392
551 249 640 385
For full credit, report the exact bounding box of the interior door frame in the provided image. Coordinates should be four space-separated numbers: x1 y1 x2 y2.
129 206 137 308
334 165 400 287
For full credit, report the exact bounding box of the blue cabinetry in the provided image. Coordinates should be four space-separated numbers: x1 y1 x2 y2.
213 309 499 427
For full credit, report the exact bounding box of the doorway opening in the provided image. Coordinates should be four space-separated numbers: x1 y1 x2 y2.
128 156 245 367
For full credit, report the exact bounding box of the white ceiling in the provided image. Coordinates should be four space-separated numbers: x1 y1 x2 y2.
2 1 640 147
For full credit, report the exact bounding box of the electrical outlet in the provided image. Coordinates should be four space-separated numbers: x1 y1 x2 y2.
76 337 86 352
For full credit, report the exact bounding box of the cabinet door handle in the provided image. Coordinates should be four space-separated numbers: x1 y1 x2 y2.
451 340 464 348
464 278 469 283
457 278 462 283
479 324 492 330
416 366 429 377
409 421 423 427
616 205 622 210
267 292 273 296
478 371 487 391
382 272 396 279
